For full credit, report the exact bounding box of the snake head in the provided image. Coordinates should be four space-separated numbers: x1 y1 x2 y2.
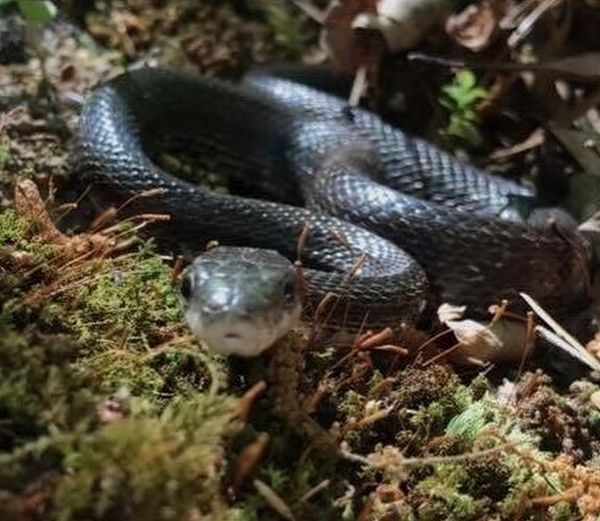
180 246 302 356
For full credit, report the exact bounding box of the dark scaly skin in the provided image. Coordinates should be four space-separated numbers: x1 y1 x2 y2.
74 68 428 330
243 71 532 216
73 68 591 329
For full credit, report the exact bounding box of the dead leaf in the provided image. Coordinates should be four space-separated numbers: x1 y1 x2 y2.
354 0 450 53
321 0 379 73
445 0 504 52
444 316 530 364
321 0 448 73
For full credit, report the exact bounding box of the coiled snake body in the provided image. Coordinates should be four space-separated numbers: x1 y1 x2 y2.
74 68 592 356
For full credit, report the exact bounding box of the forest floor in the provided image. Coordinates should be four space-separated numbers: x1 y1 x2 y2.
2 1 600 520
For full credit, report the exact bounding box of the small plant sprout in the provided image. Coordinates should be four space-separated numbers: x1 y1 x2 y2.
0 0 57 24
439 69 489 148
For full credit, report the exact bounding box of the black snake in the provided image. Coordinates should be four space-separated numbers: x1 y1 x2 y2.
73 67 592 356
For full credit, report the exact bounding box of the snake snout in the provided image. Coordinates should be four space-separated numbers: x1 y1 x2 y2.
180 246 302 356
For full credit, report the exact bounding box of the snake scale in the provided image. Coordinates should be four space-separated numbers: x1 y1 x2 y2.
73 67 592 356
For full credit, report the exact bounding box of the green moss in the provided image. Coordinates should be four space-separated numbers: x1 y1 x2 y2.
0 133 13 175
0 209 28 245
0 392 240 521
256 460 337 520
51 395 238 521
81 349 167 397
498 450 561 517
548 501 578 521
415 491 483 521
394 366 473 449
0 209 68 303
394 366 469 413
338 390 367 421
68 250 183 351
468 373 492 401
445 398 493 445
0 205 239 518
0 324 99 506
0 325 97 455
0 210 186 351
0 206 224 400
588 408 600 431
460 456 511 501
416 465 486 521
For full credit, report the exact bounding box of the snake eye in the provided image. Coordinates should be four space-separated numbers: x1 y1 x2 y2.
180 272 194 301
283 278 297 303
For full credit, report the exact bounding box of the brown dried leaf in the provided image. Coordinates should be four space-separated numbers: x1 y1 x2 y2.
443 316 530 364
13 180 144 262
321 0 378 73
445 0 505 52
369 0 450 52
321 0 449 98
15 179 68 246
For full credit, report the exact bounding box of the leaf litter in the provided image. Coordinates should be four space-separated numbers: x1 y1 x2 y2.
1 1 600 520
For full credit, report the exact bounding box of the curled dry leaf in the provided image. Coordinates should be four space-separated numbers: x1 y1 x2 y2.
444 317 530 364
321 0 378 73
367 0 450 53
14 180 170 262
445 0 506 52
321 0 449 73
438 301 530 364
15 179 116 259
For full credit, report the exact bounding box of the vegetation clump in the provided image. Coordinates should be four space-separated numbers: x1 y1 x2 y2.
0 202 242 520
2 0 600 519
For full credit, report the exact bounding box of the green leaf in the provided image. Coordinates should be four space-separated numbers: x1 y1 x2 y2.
460 108 478 122
439 96 457 111
442 84 466 101
448 115 483 147
456 69 476 90
442 70 488 108
457 87 488 107
0 0 16 7
16 0 56 24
